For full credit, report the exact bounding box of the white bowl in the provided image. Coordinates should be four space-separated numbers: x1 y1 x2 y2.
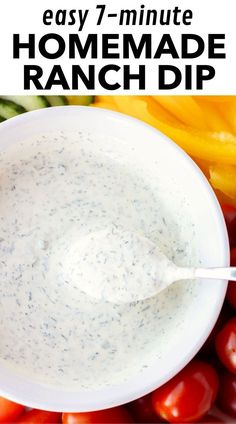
0 106 229 412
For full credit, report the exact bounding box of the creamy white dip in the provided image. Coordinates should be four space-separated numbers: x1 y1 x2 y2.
0 130 197 390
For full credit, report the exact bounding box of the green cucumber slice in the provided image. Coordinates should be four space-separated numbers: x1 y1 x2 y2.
69 96 94 106
2 96 49 111
45 96 68 107
0 99 26 119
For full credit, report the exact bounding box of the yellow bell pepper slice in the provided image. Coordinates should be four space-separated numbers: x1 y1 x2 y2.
93 95 236 205
155 125 236 165
199 96 234 103
194 97 231 132
154 124 236 165
95 96 116 105
106 96 236 165
113 96 180 126
152 96 209 130
209 164 236 200
93 101 117 111
214 98 236 134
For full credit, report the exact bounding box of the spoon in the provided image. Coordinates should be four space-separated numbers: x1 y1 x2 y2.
59 226 232 303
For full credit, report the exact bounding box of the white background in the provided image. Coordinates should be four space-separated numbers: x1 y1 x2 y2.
0 0 235 94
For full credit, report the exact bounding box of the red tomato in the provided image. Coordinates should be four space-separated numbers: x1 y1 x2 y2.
221 204 236 248
62 406 133 424
17 409 62 423
217 371 236 417
126 394 159 423
226 247 236 309
152 360 219 423
0 396 24 423
215 317 236 374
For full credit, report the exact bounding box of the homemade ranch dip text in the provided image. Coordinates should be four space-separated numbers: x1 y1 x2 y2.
0 130 197 389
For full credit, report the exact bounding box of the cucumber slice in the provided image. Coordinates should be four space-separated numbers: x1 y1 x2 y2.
45 96 68 107
0 99 26 119
67 96 94 106
0 116 5 123
2 96 49 111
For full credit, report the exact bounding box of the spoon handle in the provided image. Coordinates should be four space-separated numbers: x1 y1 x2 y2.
194 267 236 281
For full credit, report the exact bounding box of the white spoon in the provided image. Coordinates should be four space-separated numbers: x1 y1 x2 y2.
58 226 232 303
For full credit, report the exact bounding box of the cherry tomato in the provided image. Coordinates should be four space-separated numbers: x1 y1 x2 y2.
226 247 236 309
217 371 236 417
17 409 62 423
152 360 219 423
126 394 159 423
0 396 24 423
221 204 236 248
62 406 133 424
215 317 236 374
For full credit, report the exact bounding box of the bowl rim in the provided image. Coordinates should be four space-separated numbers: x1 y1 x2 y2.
0 106 229 412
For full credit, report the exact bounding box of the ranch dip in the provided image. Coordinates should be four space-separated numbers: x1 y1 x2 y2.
0 130 197 389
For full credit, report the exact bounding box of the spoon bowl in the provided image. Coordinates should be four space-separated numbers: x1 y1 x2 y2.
61 226 178 303
61 225 233 304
